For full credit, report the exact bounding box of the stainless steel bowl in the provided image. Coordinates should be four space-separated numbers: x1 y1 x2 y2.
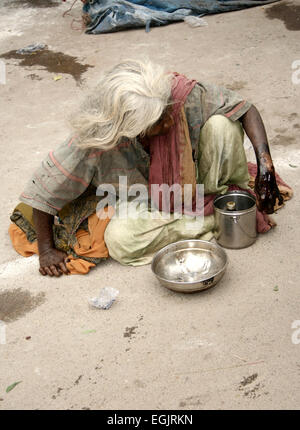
151 240 228 293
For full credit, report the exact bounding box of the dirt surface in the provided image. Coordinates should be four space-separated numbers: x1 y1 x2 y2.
265 1 300 30
0 289 46 323
0 0 299 410
0 48 93 84
6 0 61 8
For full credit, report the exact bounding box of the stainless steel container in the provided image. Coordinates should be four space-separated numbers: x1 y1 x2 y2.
213 190 257 249
151 240 228 293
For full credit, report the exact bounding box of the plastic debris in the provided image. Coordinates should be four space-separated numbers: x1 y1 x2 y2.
183 16 208 28
273 285 279 292
89 287 119 310
53 75 62 81
85 0 270 35
16 43 46 55
145 20 151 33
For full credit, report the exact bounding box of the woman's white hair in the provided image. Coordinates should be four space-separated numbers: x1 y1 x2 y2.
70 59 173 150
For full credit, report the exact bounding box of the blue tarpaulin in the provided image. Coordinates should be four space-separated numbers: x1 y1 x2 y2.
83 0 279 34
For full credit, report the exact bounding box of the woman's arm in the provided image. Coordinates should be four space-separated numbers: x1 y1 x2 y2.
240 105 283 214
33 208 69 277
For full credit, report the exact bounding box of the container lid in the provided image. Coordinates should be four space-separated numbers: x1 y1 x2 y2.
214 190 256 212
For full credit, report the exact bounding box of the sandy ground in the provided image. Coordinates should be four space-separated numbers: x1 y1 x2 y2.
0 0 299 410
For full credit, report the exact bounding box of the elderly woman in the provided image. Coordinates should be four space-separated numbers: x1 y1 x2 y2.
10 59 285 276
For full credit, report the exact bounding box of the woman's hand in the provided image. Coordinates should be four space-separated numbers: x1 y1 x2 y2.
33 208 70 277
255 161 283 214
39 248 69 277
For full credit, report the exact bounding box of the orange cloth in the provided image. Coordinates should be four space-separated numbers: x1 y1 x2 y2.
8 210 112 275
9 223 39 257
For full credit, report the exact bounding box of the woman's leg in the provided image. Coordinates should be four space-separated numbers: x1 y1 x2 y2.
104 201 214 266
197 115 250 194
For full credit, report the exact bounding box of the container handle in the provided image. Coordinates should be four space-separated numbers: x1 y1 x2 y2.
231 215 257 239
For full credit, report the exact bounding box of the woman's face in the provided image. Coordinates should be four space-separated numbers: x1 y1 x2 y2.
145 106 174 137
